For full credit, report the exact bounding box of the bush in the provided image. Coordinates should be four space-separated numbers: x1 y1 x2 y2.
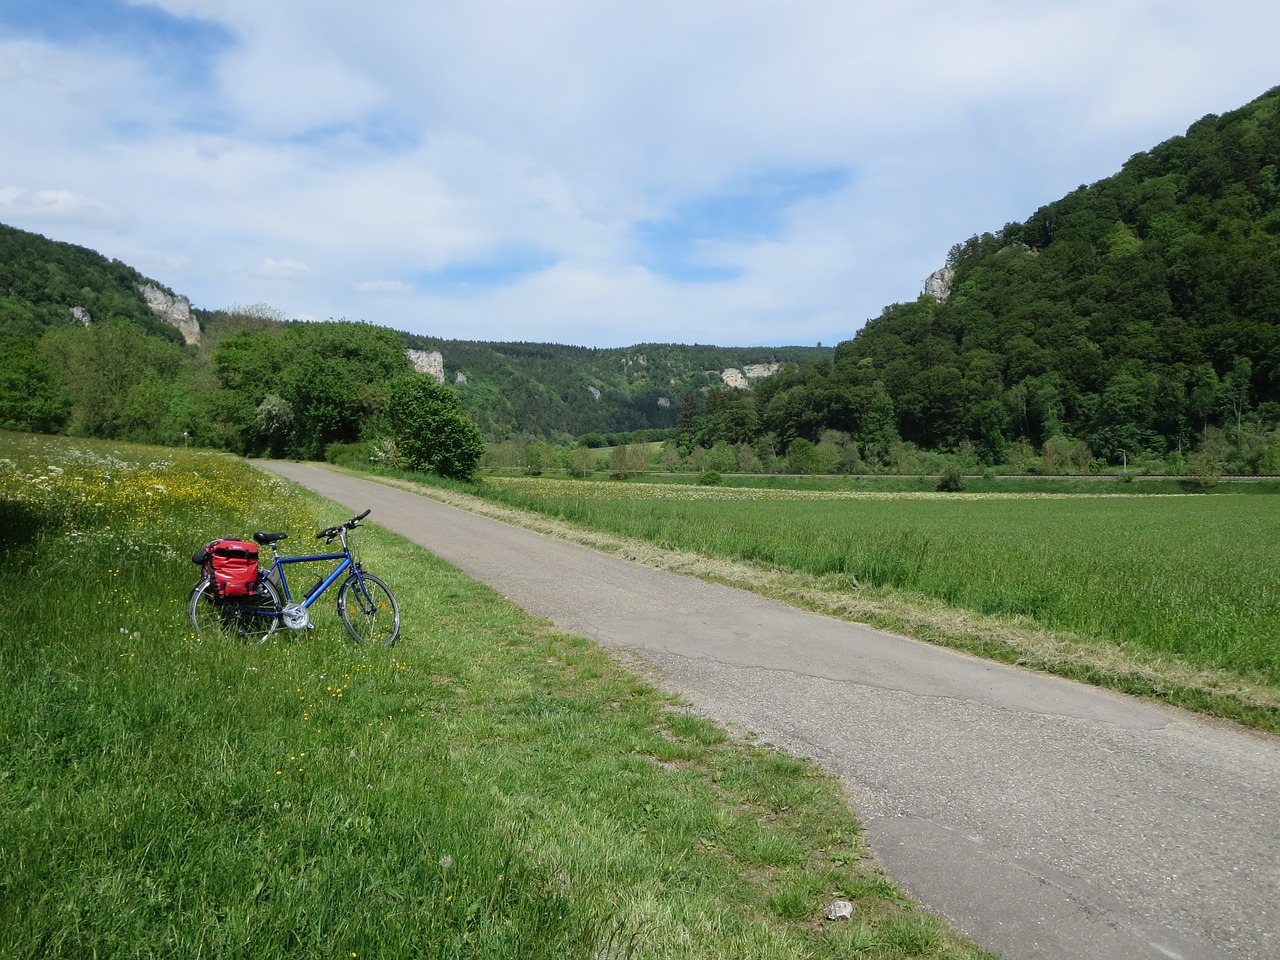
936 464 966 492
324 440 373 467
697 470 723 486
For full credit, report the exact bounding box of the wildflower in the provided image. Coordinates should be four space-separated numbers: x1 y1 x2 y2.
440 854 454 870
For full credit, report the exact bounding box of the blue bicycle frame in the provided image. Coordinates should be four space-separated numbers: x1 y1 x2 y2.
270 547 359 607
254 508 379 630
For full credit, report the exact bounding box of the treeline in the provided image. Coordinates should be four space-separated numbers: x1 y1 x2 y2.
698 85 1280 477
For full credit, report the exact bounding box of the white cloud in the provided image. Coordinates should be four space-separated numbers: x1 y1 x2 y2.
254 258 312 279
0 186 135 232
3 2 1280 345
355 279 414 293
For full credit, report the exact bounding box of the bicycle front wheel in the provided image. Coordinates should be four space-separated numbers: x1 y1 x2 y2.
188 576 282 644
337 573 400 646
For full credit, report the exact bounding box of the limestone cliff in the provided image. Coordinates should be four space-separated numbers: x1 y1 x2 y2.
136 284 201 345
406 349 446 383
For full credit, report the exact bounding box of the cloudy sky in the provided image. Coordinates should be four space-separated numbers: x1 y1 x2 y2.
1 1 1277 348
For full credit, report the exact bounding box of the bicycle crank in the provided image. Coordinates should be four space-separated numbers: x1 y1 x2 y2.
281 603 311 630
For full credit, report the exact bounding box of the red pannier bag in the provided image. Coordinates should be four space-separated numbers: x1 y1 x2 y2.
200 539 260 598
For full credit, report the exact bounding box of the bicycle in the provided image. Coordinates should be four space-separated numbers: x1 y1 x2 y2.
188 509 401 646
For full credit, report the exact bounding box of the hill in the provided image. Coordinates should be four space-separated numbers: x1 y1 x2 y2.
749 86 1280 474
403 335 828 439
0 221 829 448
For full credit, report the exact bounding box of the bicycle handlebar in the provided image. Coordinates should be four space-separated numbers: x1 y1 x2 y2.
315 509 372 541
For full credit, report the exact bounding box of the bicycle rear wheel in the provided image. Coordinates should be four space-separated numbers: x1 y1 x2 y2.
337 573 400 646
188 576 281 644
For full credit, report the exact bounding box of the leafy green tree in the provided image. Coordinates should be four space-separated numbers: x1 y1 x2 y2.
1090 371 1160 462
704 441 737 473
705 387 758 444
785 437 819 474
43 320 184 439
609 443 649 478
522 442 550 476
570 444 598 477
0 334 68 432
388 376 485 481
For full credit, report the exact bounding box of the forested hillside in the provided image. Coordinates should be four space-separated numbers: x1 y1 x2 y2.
404 335 826 439
0 221 826 453
3 85 1279 474
0 224 180 341
750 86 1280 474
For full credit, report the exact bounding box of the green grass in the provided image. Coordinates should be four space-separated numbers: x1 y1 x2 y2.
406 474 1280 734
0 432 990 960
475 477 1280 685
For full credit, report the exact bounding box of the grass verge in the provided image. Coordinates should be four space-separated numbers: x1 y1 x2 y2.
0 432 991 959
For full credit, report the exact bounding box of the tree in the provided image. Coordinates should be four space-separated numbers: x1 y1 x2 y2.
255 393 295 457
610 443 649 478
1090 371 1159 462
0 334 68 433
785 437 819 474
570 445 597 478
387 376 485 480
1219 356 1253 440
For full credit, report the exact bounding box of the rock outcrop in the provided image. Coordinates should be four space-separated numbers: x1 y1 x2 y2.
136 283 201 345
721 363 782 389
406 349 446 383
923 266 955 302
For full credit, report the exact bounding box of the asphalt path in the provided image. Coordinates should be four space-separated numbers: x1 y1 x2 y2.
261 462 1279 960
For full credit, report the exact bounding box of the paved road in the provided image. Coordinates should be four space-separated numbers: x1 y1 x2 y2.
262 462 1280 960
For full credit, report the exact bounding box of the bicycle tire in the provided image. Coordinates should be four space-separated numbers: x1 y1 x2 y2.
188 575 282 644
337 572 400 646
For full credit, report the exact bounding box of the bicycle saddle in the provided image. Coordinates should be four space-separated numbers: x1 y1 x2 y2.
253 532 289 544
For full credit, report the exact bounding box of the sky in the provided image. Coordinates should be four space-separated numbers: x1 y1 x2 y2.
1 2 1278 349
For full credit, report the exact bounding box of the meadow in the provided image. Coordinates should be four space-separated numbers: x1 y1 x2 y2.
0 432 990 960
476 476 1280 728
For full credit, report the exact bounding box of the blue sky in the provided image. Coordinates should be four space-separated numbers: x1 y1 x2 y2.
1 1 1278 348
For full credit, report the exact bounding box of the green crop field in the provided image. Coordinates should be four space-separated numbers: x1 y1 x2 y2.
478 476 1280 725
0 432 990 960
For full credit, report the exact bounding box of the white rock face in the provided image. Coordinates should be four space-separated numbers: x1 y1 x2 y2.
136 283 201 345
455 371 468 385
587 385 601 401
71 306 91 325
924 266 955 302
406 349 446 383
720 364 780 390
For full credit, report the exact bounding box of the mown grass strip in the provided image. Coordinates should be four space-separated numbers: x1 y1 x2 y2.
0 432 991 960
